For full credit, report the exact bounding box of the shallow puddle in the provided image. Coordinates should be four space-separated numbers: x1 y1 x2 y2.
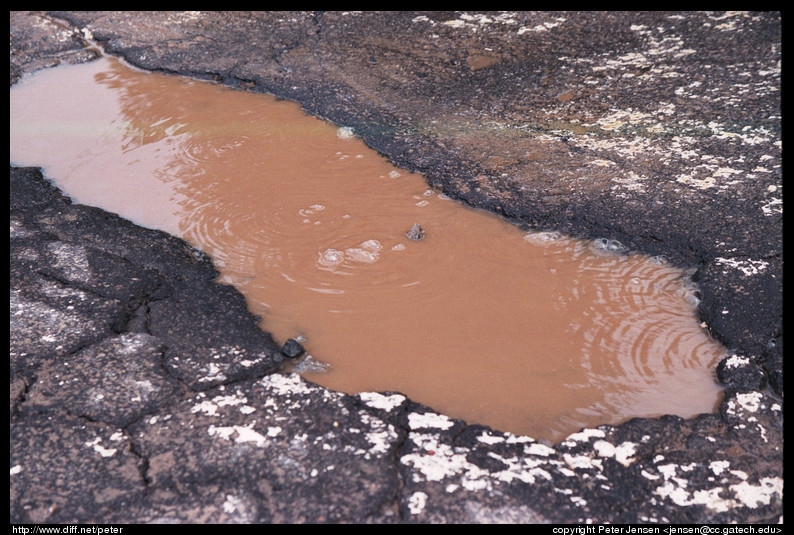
9 56 727 442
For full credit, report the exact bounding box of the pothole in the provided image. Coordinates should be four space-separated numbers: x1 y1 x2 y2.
9 54 728 443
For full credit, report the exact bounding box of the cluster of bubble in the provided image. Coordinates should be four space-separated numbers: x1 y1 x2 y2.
524 231 705 308
336 126 355 139
317 239 383 269
299 204 326 224
677 267 703 307
591 237 629 255
523 230 564 245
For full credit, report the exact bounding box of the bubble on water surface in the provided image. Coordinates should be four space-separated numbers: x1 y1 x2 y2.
336 126 355 139
290 354 331 373
318 248 345 268
680 285 703 307
523 230 563 244
592 238 628 255
345 239 382 263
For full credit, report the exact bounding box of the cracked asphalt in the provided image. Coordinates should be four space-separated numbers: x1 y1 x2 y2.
10 11 782 524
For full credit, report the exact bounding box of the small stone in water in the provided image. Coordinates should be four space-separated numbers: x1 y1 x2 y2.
406 223 425 241
281 338 306 359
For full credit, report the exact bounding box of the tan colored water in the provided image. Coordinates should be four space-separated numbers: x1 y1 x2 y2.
9 56 726 442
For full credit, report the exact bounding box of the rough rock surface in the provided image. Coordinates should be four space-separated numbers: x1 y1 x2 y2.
10 11 782 524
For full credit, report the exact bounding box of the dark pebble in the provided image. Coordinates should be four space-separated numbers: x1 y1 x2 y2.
281 338 306 359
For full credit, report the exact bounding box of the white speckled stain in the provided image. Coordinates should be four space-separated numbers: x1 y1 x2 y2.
117 333 152 353
641 469 660 481
408 411 455 431
715 257 769 276
731 478 783 508
191 400 216 416
412 11 566 35
403 426 597 497
208 423 270 448
518 21 561 34
710 460 731 476
723 354 751 369
84 437 117 457
726 391 764 414
564 453 601 471
402 433 474 483
260 372 315 397
488 452 555 485
761 197 782 216
407 491 428 515
214 393 249 408
222 494 243 514
592 440 638 467
652 457 783 513
524 442 557 457
358 412 397 457
358 392 406 412
220 493 256 522
48 242 91 283
198 362 228 383
562 428 606 445
131 380 155 402
658 475 783 513
10 465 23 475
476 432 505 446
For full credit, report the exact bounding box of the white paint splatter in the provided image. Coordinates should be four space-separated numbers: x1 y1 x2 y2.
84 437 117 457
723 354 751 369
259 372 314 396
561 428 605 446
727 391 764 414
710 460 730 476
197 362 227 383
593 440 638 467
191 400 220 416
525 443 556 457
408 411 455 430
730 477 783 508
208 424 269 448
407 491 428 515
715 257 769 276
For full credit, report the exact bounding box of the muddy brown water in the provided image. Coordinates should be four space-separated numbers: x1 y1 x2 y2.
10 56 727 442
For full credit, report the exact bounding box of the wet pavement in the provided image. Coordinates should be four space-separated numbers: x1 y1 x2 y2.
9 11 782 524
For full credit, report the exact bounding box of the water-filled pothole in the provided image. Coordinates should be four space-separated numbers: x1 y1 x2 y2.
9 55 727 442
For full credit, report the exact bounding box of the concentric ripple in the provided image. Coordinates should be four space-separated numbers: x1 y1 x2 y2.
9 55 727 442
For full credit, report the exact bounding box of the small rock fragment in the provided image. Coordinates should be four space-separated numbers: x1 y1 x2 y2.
406 223 425 241
281 338 306 359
